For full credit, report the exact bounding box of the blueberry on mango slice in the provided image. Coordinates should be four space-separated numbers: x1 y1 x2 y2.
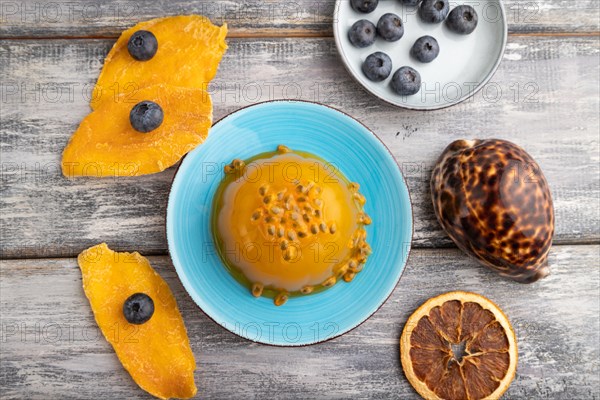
127 30 158 61
123 293 155 324
447 5 478 34
130 101 164 133
91 15 227 109
78 243 196 399
62 84 212 177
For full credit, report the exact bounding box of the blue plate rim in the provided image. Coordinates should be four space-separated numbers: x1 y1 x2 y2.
166 99 414 346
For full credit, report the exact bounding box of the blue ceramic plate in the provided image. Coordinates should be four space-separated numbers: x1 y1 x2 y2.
167 101 412 346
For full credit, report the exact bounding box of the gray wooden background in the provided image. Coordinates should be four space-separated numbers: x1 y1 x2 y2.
1 1 599 399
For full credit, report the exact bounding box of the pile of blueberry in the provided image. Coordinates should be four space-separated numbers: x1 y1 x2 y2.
348 0 478 96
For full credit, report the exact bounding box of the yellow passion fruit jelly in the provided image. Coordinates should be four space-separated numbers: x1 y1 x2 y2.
212 145 372 306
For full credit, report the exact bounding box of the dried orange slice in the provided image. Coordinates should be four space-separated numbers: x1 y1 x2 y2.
91 15 227 109
400 291 517 400
62 84 212 177
78 243 196 399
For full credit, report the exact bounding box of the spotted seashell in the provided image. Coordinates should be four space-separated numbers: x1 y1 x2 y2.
431 139 554 283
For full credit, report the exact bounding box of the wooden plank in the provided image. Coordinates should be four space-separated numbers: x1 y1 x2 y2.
1 36 599 258
0 244 598 399
0 0 598 38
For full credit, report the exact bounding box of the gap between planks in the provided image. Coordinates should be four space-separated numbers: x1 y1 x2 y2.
1 31 599 41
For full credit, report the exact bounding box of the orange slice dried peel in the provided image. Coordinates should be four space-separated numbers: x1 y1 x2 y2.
400 291 518 400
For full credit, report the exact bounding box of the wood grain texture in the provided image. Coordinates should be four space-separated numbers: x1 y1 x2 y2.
1 36 599 258
0 245 598 399
0 0 598 38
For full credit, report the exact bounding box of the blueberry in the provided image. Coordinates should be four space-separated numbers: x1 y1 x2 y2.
377 13 404 42
419 0 449 23
123 293 154 324
447 5 478 34
401 0 420 5
127 30 158 61
391 66 421 96
348 20 377 48
130 101 164 133
362 52 393 82
350 0 378 13
411 36 440 63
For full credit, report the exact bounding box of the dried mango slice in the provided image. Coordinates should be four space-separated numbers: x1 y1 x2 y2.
78 243 196 399
62 84 212 177
91 15 227 109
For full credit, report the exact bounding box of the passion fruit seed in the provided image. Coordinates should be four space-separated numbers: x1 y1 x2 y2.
360 213 372 225
232 159 244 169
329 223 337 234
267 225 275 235
224 159 245 174
353 192 366 205
336 263 349 275
277 144 291 153
350 262 364 273
270 206 282 215
322 276 337 287
303 181 315 194
283 246 298 261
251 210 262 221
343 272 356 282
301 286 314 294
274 292 288 306
251 283 263 297
319 222 328 232
258 185 268 196
280 240 289 250
310 225 319 234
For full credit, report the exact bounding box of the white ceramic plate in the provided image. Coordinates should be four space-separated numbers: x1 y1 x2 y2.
333 0 507 110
